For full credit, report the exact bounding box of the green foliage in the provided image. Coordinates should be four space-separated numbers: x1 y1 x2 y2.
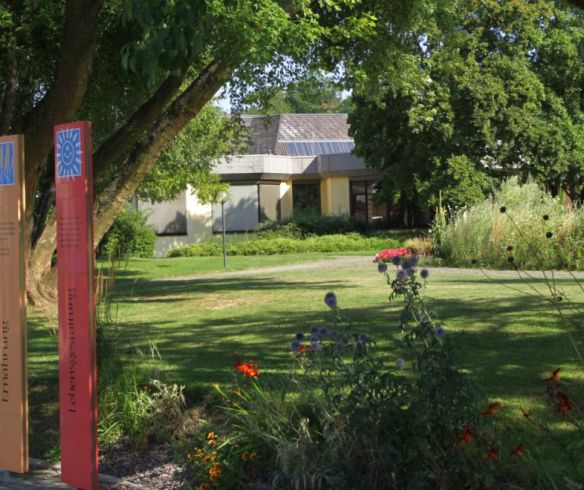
98 208 156 259
167 233 399 257
349 0 584 210
242 71 353 115
257 211 367 238
137 104 242 203
433 178 584 270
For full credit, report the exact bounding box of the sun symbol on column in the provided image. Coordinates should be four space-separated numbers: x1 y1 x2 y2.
57 128 82 178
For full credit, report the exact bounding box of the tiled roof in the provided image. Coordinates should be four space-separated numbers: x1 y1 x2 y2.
240 113 352 156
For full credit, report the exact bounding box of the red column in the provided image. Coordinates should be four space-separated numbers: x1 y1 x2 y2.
54 122 98 489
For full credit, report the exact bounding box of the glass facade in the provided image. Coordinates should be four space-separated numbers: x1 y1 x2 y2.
350 180 388 225
293 182 321 214
282 141 354 157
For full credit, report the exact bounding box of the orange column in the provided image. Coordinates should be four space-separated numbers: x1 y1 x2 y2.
0 135 28 473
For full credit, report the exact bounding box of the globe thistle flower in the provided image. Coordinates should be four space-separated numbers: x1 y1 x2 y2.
320 327 328 337
395 358 405 369
392 255 402 266
291 340 301 352
420 268 429 279
330 329 337 338
434 326 446 337
310 340 319 352
543 214 549 221
295 332 305 341
324 292 337 308
310 325 319 334
499 206 507 213
396 269 407 281
405 267 415 277
546 231 553 239
377 262 388 273
358 333 369 344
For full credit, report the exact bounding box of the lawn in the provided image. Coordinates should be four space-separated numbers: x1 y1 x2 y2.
28 255 584 479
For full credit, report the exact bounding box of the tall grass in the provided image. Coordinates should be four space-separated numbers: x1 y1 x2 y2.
434 179 584 270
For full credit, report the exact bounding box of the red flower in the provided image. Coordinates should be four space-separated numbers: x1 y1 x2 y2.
479 402 501 417
458 425 474 444
234 359 260 378
482 446 498 463
511 443 524 457
374 247 409 262
554 392 572 414
542 368 560 383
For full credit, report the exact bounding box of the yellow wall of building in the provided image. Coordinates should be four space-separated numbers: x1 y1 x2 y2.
320 177 350 215
280 180 293 219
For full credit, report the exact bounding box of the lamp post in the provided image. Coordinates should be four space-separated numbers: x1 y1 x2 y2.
218 191 228 269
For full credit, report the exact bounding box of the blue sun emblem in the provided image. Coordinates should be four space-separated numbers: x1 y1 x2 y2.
57 128 82 178
0 141 15 186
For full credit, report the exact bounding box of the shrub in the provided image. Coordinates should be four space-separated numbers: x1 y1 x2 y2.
98 208 156 259
167 233 400 257
433 178 584 270
257 210 367 238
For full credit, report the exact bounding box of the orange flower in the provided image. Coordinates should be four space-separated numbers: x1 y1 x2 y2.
458 425 473 444
482 446 498 463
234 359 260 377
542 368 560 383
199 484 210 490
241 451 250 461
555 392 572 414
194 449 204 458
209 462 222 480
204 455 213 463
511 443 524 457
479 402 501 417
249 452 257 460
206 432 216 440
298 345 310 354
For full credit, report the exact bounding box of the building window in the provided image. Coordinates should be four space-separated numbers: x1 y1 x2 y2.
350 180 388 225
293 182 321 214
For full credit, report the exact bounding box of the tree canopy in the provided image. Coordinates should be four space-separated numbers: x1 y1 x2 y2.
349 0 584 211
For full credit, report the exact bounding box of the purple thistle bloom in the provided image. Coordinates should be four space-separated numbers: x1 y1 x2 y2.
320 327 328 337
396 269 407 281
310 340 319 352
311 336 319 342
395 358 405 369
291 340 301 352
377 262 388 273
358 333 369 343
420 268 429 279
434 326 446 337
324 292 337 308
406 267 415 277
392 255 402 266
310 325 319 334
295 332 305 341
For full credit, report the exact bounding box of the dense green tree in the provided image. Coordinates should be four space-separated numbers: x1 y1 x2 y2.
349 0 584 212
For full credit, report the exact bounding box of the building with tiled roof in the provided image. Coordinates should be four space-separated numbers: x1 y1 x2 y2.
142 113 387 257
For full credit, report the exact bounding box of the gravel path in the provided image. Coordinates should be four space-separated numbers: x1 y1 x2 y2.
159 255 584 282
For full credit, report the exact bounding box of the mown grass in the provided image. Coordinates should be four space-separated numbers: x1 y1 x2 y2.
28 256 584 479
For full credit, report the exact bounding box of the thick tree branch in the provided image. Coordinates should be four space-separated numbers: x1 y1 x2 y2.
94 69 187 182
93 59 234 240
0 48 18 134
22 0 103 231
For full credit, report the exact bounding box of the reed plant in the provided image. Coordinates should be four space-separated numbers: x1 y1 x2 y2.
433 178 584 270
